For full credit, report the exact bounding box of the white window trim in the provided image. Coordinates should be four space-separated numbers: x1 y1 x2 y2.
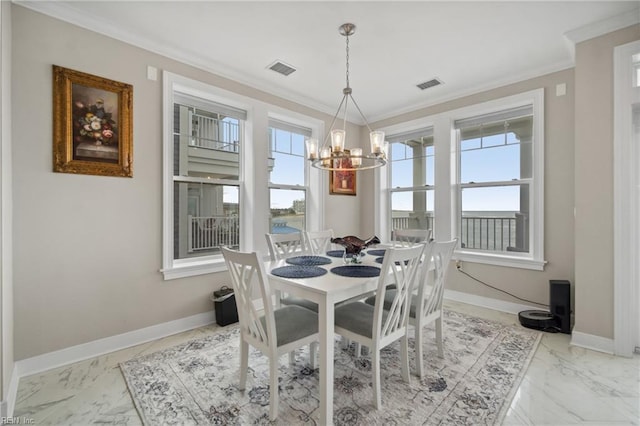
161 72 323 280
375 89 545 270
451 89 545 270
161 72 253 280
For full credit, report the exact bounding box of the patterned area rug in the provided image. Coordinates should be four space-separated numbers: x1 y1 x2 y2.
120 310 541 425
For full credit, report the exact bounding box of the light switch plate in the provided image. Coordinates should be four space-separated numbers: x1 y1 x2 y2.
147 66 158 81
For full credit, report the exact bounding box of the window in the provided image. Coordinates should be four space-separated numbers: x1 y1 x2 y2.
268 119 310 234
453 90 544 269
172 94 244 257
163 73 250 279
456 107 532 253
388 128 435 240
376 89 544 270
162 72 324 279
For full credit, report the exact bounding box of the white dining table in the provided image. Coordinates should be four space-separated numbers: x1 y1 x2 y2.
265 252 384 426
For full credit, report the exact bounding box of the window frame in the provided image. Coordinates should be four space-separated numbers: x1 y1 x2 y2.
161 73 324 280
387 127 436 241
376 89 545 270
162 72 253 280
452 89 545 270
375 118 435 244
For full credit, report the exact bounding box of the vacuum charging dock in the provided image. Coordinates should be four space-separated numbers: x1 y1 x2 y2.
518 280 571 334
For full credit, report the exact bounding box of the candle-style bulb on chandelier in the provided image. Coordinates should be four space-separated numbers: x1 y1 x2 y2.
306 23 388 171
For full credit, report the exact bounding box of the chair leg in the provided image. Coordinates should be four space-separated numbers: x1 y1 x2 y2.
341 337 350 349
415 324 425 380
435 317 444 358
372 349 382 410
400 335 411 384
309 342 318 369
269 356 279 421
354 342 362 357
239 340 249 390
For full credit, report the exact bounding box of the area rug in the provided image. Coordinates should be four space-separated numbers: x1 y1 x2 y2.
120 310 541 425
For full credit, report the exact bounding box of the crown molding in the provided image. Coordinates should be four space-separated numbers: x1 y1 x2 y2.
562 9 639 68
14 1 639 127
565 8 640 45
12 0 354 120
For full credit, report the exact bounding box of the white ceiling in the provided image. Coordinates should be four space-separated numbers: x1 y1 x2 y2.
18 1 640 123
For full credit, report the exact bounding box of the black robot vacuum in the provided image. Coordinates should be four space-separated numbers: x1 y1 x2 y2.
518 310 559 332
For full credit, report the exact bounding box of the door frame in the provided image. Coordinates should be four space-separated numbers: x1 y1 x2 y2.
613 39 640 356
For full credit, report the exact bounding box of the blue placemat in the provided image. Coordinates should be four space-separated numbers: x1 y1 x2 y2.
326 250 345 258
286 255 332 266
331 265 381 278
271 265 327 278
368 249 386 256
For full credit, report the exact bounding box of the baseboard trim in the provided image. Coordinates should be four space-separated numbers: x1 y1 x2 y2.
16 311 215 379
570 331 614 355
13 291 525 382
5 363 19 417
444 288 541 315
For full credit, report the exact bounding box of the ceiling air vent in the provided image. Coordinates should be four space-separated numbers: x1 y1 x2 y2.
268 61 297 76
416 78 443 90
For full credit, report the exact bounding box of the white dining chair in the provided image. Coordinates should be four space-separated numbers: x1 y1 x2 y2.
410 238 457 378
334 244 425 409
265 232 307 260
221 247 319 421
303 229 334 255
365 238 457 379
265 232 318 313
392 228 432 247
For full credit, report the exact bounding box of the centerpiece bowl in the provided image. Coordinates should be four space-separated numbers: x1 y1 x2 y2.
331 235 381 264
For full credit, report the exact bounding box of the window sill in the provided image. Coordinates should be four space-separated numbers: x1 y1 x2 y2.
454 250 546 271
161 257 227 280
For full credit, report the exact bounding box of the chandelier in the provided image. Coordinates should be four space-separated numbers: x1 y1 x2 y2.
305 23 387 171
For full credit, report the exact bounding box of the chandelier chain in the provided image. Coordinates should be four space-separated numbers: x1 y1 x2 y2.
345 35 350 89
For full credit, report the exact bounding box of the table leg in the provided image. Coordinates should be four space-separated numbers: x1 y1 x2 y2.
318 298 334 426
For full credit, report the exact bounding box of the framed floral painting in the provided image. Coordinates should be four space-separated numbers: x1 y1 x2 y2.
53 65 133 177
329 151 357 195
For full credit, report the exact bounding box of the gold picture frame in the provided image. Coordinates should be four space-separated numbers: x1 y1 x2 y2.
53 65 133 177
329 150 357 195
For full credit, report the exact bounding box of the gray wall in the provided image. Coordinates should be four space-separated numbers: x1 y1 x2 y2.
11 6 361 360
574 25 640 339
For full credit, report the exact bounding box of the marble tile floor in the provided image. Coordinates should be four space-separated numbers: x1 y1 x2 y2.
13 300 640 425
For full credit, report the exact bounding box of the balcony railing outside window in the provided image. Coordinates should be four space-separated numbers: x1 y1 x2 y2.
391 214 526 253
188 215 240 252
459 215 522 252
191 113 239 152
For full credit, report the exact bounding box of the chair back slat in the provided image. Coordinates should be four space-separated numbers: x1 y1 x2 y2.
417 239 457 319
265 232 306 261
373 244 425 340
392 228 432 247
304 229 334 255
222 248 276 349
